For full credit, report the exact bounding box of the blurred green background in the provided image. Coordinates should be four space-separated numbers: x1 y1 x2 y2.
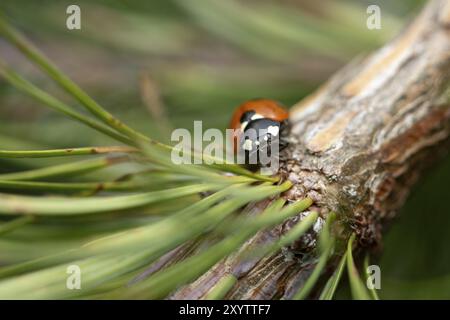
2 0 450 299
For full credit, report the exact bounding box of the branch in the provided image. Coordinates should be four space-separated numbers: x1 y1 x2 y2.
163 0 450 299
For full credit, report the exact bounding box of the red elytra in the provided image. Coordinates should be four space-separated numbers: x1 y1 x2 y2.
229 99 289 131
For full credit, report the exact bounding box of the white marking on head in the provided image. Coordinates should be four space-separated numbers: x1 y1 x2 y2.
250 114 264 121
267 125 279 137
243 139 253 151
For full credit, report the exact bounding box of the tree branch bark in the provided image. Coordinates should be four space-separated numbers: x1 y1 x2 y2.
170 0 450 299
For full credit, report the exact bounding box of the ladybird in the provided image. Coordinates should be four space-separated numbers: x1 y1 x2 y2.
229 99 289 162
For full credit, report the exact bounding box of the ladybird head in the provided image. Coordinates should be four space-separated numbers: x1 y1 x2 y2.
230 99 290 164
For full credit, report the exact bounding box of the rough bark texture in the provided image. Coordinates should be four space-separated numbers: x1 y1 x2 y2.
284 0 450 247
169 0 450 299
